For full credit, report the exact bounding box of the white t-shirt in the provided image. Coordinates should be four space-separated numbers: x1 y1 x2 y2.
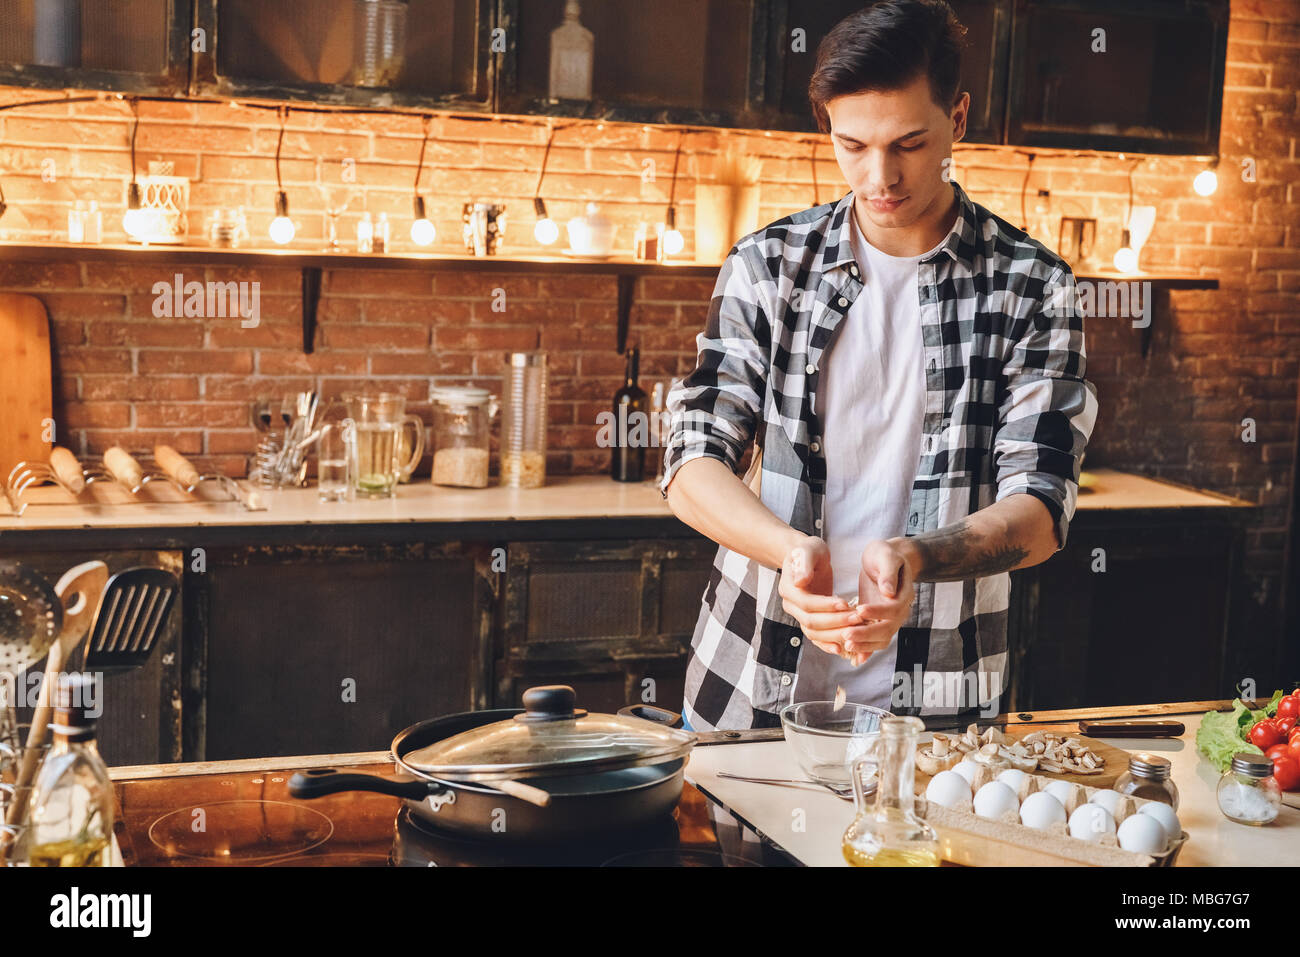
793 207 941 709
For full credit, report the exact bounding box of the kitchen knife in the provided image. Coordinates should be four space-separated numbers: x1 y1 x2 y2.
154 444 200 488
1077 719 1185 738
48 446 85 494
103 446 144 490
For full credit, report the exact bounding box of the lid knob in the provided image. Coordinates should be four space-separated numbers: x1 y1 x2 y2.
515 685 588 723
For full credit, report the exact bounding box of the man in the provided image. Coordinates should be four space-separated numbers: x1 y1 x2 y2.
660 0 1098 731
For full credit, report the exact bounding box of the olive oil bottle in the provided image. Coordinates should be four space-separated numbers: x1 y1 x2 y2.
842 715 940 867
28 673 113 867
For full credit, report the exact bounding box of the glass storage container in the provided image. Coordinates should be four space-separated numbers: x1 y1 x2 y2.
1217 752 1281 826
352 0 407 87
431 386 497 489
1114 751 1180 809
500 351 548 488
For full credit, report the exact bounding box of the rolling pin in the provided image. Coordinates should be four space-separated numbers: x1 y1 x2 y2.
103 446 144 490
48 446 85 494
154 444 200 488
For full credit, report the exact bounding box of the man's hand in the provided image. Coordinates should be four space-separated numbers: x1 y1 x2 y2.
779 536 869 658
847 539 918 666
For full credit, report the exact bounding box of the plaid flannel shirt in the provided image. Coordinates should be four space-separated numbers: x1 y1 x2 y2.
660 180 1098 731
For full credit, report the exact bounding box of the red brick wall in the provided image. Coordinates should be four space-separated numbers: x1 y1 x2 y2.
0 2 1296 673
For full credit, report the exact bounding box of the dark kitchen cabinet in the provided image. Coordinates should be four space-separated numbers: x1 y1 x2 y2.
1006 510 1244 712
1006 0 1228 155
495 0 764 127
496 537 715 715
758 0 1009 143
192 0 495 110
0 0 191 94
190 542 494 760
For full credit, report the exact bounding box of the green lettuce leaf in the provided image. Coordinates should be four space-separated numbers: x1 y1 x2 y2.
1195 691 1283 772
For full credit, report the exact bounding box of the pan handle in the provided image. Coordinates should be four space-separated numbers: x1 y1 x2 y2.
288 768 442 801
617 704 684 728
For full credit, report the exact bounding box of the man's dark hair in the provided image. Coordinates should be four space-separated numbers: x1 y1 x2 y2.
808 0 968 134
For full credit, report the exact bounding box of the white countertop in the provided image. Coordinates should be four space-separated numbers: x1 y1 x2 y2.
0 468 1248 531
684 712 1298 867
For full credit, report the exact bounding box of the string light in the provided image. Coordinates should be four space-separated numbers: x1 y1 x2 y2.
532 121 559 245
122 98 147 239
1113 157 1140 273
410 114 436 246
1193 157 1219 197
268 105 295 245
663 130 686 257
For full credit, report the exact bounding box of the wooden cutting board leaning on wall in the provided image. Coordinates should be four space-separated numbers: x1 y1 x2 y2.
0 294 54 480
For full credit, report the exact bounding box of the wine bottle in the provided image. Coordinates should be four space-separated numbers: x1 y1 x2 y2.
611 346 647 482
28 674 114 867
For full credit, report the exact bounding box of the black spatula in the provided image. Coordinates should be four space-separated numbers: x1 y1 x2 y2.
82 567 179 675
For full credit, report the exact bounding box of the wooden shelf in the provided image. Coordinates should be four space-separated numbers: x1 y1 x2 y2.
0 241 720 277
0 242 1218 357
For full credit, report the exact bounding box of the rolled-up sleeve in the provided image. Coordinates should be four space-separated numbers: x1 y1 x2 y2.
658 246 771 498
993 265 1099 548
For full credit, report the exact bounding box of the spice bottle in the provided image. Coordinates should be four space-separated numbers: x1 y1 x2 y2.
1217 752 1281 825
1113 752 1180 809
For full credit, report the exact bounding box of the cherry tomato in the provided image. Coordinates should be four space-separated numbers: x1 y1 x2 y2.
1277 714 1298 735
1249 719 1283 750
1277 695 1300 722
1290 725 1300 745
1266 743 1291 761
1288 736 1300 763
1271 755 1300 792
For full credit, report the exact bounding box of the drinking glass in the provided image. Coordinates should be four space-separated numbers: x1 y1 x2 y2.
316 421 355 503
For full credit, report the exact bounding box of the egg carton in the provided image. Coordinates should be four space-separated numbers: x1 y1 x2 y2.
919 771 1188 867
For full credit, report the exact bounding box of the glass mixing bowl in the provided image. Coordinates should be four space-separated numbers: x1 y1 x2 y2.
780 701 892 786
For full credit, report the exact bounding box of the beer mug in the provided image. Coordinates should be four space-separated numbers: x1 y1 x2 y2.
342 392 425 497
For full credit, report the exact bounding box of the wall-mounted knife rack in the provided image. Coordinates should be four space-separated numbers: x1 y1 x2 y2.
3 458 266 518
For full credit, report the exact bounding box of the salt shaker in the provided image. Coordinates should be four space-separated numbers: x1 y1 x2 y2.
1217 752 1281 825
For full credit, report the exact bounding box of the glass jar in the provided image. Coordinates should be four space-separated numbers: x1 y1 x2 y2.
352 0 407 88
1114 751 1180 809
842 715 940 867
500 351 548 488
1217 752 1281 825
431 386 497 489
207 207 248 248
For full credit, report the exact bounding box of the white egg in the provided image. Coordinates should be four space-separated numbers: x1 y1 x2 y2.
996 768 1029 792
1117 813 1168 855
973 781 1019 820
1041 779 1073 806
925 770 973 809
1019 791 1067 830
1068 803 1116 842
1090 789 1125 817
952 759 979 787
1137 802 1180 850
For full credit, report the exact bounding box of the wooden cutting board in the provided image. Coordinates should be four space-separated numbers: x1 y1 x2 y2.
916 732 1133 790
0 294 53 479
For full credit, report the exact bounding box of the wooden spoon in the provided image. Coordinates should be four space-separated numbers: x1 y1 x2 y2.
0 560 108 859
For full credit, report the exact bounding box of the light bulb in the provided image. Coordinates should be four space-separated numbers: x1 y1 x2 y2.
409 196 436 246
411 217 436 246
1193 168 1218 197
122 207 148 239
534 217 559 245
269 190 294 244
269 215 295 245
1113 246 1137 273
663 228 685 257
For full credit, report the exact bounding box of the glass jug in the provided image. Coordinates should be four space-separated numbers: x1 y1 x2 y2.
842 715 940 867
342 392 425 497
431 386 498 488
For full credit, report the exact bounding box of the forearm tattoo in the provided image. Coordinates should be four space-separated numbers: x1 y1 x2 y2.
907 520 1030 582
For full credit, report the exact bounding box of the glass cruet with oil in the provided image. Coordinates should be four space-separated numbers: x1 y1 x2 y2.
842 715 940 867
28 673 114 867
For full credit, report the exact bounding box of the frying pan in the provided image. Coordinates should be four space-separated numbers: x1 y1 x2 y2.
289 707 687 843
